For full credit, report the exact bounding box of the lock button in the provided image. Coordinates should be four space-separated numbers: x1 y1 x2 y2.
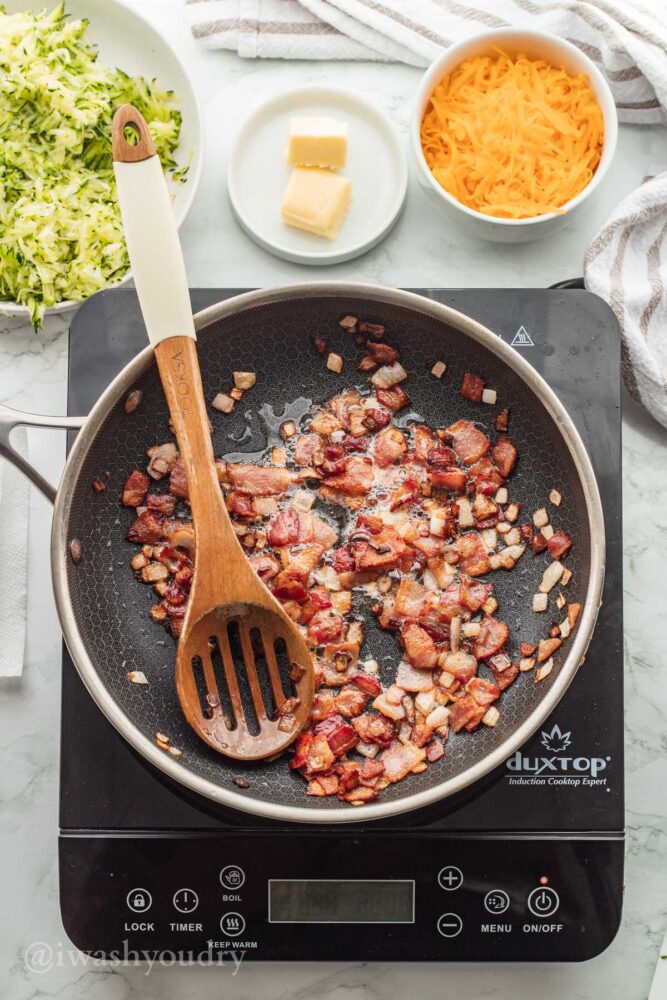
127 888 153 913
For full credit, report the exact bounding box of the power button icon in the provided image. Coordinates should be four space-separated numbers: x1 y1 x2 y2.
527 886 560 917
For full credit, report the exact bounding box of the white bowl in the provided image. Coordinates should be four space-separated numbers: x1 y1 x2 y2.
410 29 618 243
0 0 203 321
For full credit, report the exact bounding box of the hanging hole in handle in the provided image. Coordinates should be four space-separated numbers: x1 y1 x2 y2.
123 122 141 148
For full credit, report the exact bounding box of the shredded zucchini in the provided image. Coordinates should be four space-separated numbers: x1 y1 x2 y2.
0 3 184 327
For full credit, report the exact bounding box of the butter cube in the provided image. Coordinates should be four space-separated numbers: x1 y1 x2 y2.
287 116 348 169
281 167 352 241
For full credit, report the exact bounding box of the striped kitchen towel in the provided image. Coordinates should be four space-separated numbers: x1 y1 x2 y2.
185 0 667 123
585 170 667 430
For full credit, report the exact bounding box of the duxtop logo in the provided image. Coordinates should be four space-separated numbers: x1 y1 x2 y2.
505 723 610 789
540 724 572 753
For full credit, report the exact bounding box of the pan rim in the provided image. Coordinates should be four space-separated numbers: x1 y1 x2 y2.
52 282 605 825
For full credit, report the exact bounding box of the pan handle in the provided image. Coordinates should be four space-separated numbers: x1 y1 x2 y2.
0 403 86 505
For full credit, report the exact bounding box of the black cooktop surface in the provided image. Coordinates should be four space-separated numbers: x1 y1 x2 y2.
61 287 623 836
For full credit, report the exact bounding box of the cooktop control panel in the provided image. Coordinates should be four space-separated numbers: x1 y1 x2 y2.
59 834 623 961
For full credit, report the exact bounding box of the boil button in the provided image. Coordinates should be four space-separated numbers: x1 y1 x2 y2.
527 887 560 918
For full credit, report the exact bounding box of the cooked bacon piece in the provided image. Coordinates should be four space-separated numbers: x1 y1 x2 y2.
410 723 435 748
538 637 562 662
169 457 189 500
341 784 378 804
547 530 572 560
394 578 428 618
226 463 291 496
374 427 407 467
495 407 510 432
353 525 409 573
456 532 491 577
474 616 509 659
248 552 281 581
366 341 399 364
413 425 435 461
441 650 478 684
429 466 467 492
437 582 468 622
446 420 490 465
294 433 324 467
307 608 344 645
334 684 368 719
229 493 256 520
491 436 518 478
128 509 165 544
362 407 391 431
402 621 438 669
390 478 420 510
310 410 343 436
468 457 504 494
147 442 178 480
289 732 313 770
351 673 383 697
449 695 486 733
381 740 426 782
307 774 339 797
274 545 324 590
462 579 493 612
359 758 385 784
332 546 355 573
427 739 445 763
324 456 373 496
473 493 499 525
273 579 308 604
314 714 358 756
146 493 176 516
311 690 337 723
336 760 361 794
328 389 362 429
122 470 150 507
489 659 520 691
352 712 395 747
306 734 335 775
375 385 410 412
460 371 486 403
298 589 333 625
266 507 300 547
531 531 548 555
467 676 500 706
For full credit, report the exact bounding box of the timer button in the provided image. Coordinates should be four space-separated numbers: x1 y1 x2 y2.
437 866 463 891
527 886 560 918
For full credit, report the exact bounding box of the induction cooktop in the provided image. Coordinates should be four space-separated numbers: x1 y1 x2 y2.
59 287 623 962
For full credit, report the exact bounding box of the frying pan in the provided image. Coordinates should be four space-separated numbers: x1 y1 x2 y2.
0 283 605 823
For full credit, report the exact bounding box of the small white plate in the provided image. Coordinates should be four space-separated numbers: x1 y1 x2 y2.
227 87 407 265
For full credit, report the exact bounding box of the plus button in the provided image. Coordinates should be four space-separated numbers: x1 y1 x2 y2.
437 866 464 891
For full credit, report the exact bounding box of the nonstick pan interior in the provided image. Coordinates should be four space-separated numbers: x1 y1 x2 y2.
58 288 600 821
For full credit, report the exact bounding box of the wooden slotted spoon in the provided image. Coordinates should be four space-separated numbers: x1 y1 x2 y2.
112 106 315 759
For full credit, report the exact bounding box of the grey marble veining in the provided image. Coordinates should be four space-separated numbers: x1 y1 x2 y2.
1 1 666 997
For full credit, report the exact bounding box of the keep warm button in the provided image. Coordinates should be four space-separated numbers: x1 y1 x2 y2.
527 886 560 918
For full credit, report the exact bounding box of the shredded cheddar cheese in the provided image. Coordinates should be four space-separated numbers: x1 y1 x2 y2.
420 50 604 219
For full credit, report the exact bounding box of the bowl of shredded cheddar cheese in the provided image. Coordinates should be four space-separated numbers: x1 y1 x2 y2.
411 29 617 242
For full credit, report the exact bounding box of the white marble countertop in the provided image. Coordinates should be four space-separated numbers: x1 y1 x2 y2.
1 2 666 997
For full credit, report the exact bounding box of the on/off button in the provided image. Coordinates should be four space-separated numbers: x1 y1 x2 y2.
527 886 560 918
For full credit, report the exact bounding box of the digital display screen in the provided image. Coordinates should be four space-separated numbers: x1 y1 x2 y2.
268 879 414 924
